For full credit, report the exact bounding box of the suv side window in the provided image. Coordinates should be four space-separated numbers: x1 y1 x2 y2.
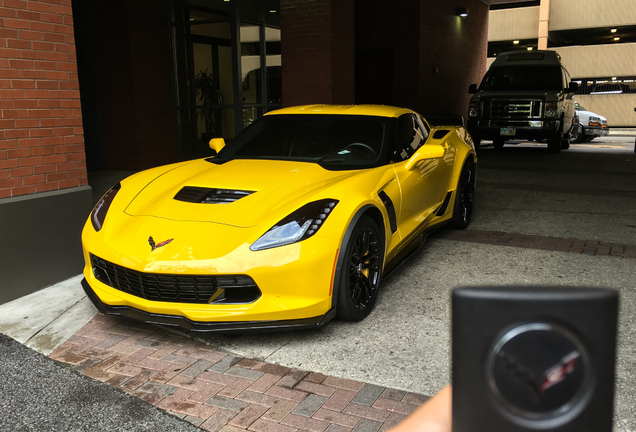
562 67 571 90
394 114 430 162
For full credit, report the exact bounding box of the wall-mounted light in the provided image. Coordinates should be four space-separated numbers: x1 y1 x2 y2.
513 40 520 45
527 46 533 51
614 37 620 41
456 7 468 17
611 28 617 33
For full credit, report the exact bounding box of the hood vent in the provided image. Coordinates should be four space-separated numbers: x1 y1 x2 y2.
174 186 254 204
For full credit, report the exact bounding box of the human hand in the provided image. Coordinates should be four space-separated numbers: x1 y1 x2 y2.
388 385 451 432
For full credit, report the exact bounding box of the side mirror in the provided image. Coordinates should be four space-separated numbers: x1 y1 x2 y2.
568 82 579 93
209 137 225 154
468 84 478 94
405 145 445 171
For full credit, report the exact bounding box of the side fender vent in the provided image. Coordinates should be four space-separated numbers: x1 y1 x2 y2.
378 191 397 233
433 130 451 139
174 186 254 204
436 191 453 216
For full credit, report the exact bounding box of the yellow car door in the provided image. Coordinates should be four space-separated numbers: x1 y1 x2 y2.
392 114 454 240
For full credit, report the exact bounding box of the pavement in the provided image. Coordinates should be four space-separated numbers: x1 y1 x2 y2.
1 136 636 431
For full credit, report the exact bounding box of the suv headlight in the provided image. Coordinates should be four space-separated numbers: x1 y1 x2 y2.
468 102 479 118
250 199 339 251
91 183 121 232
545 102 558 118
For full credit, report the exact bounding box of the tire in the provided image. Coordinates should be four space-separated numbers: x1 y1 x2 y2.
336 216 384 321
547 133 561 153
493 138 505 150
571 125 584 143
450 159 476 229
561 134 570 150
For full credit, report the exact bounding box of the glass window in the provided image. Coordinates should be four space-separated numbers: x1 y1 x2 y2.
480 66 563 92
171 0 281 160
216 114 390 170
394 114 428 161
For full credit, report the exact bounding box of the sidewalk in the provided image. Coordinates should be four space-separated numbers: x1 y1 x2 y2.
0 275 427 432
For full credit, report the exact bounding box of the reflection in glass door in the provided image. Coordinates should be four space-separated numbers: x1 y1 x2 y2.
170 0 281 161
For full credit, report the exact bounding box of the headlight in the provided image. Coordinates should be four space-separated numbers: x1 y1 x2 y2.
250 199 339 251
545 102 557 118
468 102 479 118
91 183 121 232
588 116 600 127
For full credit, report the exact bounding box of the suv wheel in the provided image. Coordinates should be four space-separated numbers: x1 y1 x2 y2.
547 133 562 153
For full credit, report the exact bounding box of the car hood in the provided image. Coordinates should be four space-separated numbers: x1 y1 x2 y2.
576 109 607 122
123 158 359 227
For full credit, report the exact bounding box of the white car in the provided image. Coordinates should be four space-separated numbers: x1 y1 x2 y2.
571 102 609 143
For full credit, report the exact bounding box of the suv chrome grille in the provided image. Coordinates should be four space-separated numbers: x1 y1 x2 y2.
489 100 542 119
90 254 261 304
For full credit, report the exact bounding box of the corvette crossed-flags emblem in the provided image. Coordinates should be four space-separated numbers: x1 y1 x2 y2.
148 236 173 251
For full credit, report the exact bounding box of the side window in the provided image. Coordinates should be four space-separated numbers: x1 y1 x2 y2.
562 67 571 89
394 114 429 162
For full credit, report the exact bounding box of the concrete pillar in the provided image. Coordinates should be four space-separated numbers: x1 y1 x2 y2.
539 0 550 49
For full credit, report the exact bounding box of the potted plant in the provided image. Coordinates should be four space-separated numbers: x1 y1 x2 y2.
194 69 217 139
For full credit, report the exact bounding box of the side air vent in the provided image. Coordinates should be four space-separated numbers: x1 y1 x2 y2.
174 186 254 204
433 130 450 139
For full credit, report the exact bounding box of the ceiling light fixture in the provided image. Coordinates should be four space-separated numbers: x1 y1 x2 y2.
456 7 468 17
611 28 617 33
614 37 620 41
513 40 520 44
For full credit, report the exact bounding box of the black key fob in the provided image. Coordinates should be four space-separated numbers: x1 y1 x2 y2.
452 286 618 432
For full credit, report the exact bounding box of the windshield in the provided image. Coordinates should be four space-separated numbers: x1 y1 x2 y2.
480 66 563 91
214 114 392 170
575 102 587 111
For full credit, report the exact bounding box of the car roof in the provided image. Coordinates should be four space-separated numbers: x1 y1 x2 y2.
491 50 562 68
265 104 415 118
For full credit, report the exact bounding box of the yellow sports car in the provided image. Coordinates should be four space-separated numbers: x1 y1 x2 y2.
81 105 476 332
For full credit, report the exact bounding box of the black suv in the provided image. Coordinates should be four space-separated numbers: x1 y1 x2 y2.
467 50 578 153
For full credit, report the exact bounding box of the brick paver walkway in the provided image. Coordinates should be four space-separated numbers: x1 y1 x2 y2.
436 228 636 258
50 314 427 432
49 228 633 431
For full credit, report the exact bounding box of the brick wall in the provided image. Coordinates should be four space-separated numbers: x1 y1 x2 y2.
280 0 355 106
418 0 489 116
0 0 86 199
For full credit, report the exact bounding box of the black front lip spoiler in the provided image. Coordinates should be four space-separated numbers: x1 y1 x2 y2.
82 278 336 333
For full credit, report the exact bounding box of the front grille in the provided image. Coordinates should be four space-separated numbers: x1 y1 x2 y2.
489 100 542 120
90 254 261 304
174 186 254 204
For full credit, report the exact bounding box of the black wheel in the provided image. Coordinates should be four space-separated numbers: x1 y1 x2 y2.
547 133 561 153
493 138 505 150
561 134 570 150
450 159 476 229
571 124 584 143
336 217 384 321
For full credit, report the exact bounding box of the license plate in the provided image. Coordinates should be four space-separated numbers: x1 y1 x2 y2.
500 127 516 136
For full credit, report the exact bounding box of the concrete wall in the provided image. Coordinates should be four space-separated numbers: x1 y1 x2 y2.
0 186 92 304
488 6 539 42
576 94 636 127
549 0 636 31
557 43 636 78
